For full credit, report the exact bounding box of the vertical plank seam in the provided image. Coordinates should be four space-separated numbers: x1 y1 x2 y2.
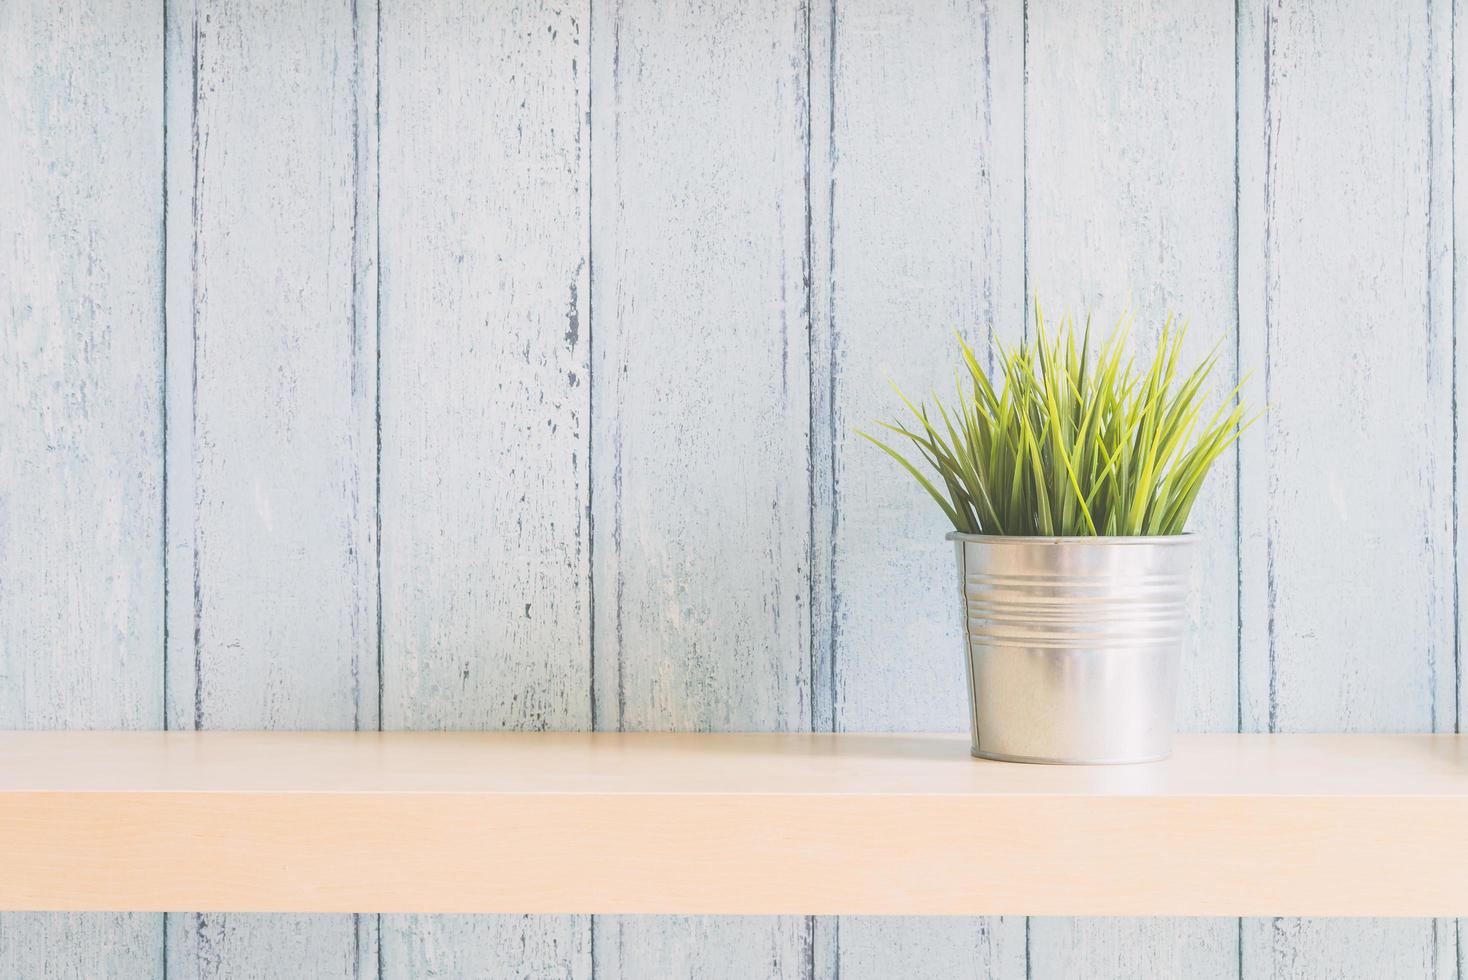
1232 0 1245 970
374 0 385 739
815 1 837 971
189 0 203 736
1431 0 1442 736
1021 2 1032 973
1236 918 1243 980
1261 0 1277 737
588 0 599 974
824 0 838 737
1454 0 1465 975
161 0 172 972
588 0 599 741
831 917 839 980
1020 0 1029 345
802 0 817 974
347 0 369 963
161 0 172 741
187 0 204 969
350 0 363 736
373 0 384 975
804 0 816 741
611 0 625 738
1455 0 1465 748
978 0 995 362
605 0 625 744
1260 0 1284 959
1233 0 1245 742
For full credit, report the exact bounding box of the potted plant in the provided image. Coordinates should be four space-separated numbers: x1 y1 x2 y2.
862 308 1255 764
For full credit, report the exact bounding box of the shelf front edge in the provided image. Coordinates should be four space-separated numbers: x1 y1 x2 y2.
1 790 1464 916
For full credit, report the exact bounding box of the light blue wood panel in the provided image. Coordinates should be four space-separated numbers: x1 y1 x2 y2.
163 0 377 976
807 0 1025 976
1238 0 1457 976
376 0 592 976
589 0 812 975
0 0 165 973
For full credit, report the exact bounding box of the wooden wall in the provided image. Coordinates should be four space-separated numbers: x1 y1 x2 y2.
1 0 1462 977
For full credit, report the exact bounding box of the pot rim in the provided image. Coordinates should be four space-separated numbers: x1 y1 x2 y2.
945 530 1196 546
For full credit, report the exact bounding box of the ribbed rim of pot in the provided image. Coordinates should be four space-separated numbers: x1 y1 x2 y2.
945 530 1196 545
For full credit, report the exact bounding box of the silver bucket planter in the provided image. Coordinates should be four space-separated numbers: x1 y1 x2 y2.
949 532 1195 765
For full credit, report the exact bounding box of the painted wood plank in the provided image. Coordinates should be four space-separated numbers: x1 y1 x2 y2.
376 0 591 976
1455 0 1468 964
163 0 377 975
0 914 158 980
1238 0 1457 977
1022 0 1240 974
589 0 811 974
1030 920 1237 980
1242 920 1455 980
815 0 1025 739
807 0 1025 975
0 0 166 736
0 0 165 973
829 918 1022 980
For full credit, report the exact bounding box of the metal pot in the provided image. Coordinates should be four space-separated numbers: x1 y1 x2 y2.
949 532 1195 764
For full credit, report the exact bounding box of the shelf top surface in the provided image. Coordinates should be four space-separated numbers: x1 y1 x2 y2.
0 731 1463 796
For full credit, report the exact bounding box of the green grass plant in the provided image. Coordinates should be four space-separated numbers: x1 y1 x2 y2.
860 306 1258 537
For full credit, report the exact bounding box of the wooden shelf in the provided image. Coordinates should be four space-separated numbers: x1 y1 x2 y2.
0 732 1463 916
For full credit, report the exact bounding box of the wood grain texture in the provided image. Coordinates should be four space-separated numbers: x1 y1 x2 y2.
1030 920 1238 980
163 0 377 975
1023 0 1240 974
2 733 1467 916
0 914 159 980
589 0 811 734
807 0 1024 975
376 0 591 976
1238 0 1457 976
589 0 811 974
814 0 1024 736
8 787 1468 916
592 918 811 980
0 0 165 973
1242 919 1456 980
165 914 368 980
830 918 1023 980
